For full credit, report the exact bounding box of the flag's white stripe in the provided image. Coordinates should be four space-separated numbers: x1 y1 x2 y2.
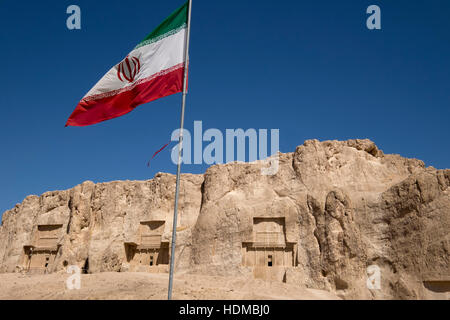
82 63 184 102
135 23 187 50
83 27 186 99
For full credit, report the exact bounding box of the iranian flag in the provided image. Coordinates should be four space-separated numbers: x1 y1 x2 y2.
66 2 188 127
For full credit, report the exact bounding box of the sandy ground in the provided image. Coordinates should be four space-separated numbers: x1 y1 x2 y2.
0 272 340 300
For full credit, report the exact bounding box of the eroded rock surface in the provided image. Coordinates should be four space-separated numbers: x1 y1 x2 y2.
1 139 448 299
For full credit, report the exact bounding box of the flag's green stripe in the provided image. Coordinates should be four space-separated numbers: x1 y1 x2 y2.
135 1 188 50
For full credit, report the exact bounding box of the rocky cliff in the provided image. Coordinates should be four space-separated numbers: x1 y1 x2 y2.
0 139 448 299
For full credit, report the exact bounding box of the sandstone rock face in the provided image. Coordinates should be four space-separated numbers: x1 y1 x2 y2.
0 139 448 299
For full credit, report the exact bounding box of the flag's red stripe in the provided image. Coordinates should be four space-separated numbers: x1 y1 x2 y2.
66 67 184 127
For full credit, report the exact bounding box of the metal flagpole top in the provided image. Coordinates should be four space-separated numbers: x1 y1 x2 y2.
168 0 193 301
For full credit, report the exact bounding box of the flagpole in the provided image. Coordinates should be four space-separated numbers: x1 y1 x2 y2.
168 0 192 301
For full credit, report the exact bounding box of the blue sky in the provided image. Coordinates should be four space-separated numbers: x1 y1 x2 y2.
0 0 449 218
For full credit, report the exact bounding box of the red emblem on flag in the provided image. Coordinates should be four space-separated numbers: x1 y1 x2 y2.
117 56 141 83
